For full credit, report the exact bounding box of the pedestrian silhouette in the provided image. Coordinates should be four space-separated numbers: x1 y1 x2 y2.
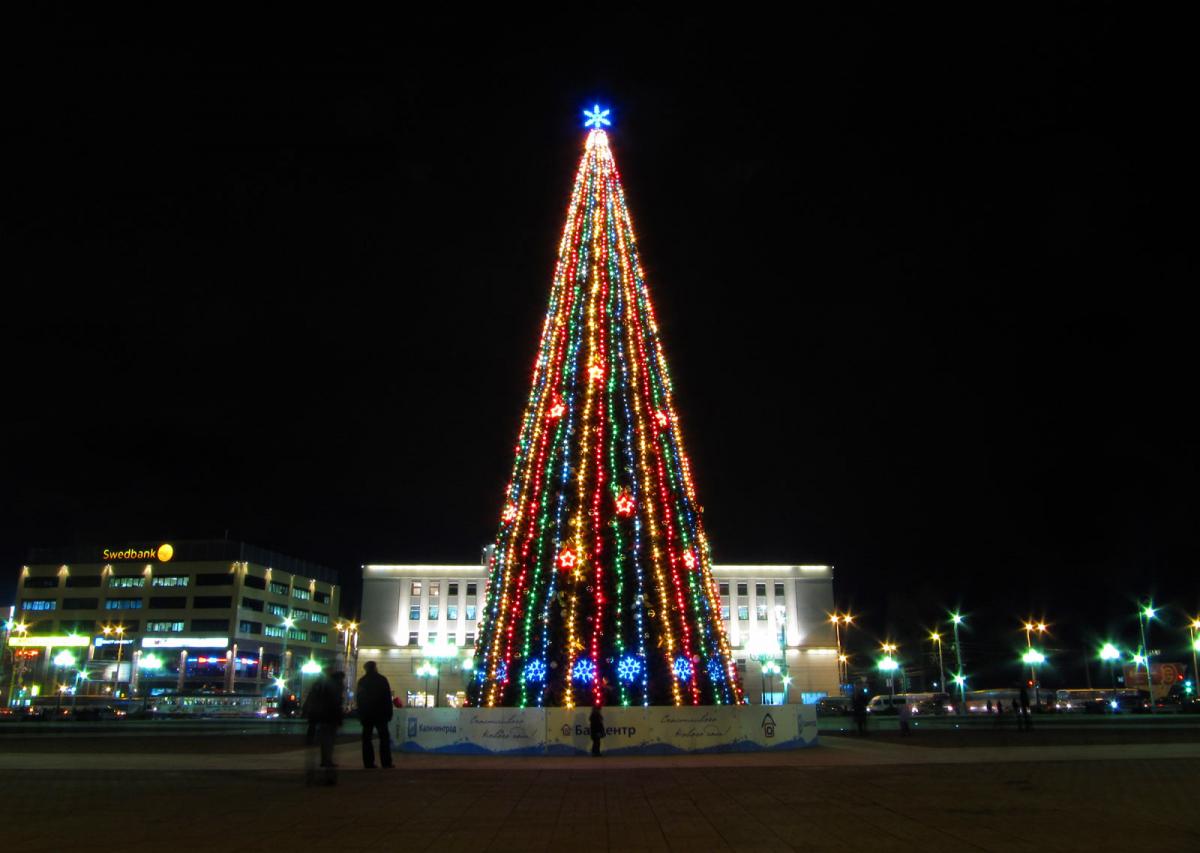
1019 685 1032 731
312 672 345 769
852 687 869 735
589 703 605 756
357 661 394 769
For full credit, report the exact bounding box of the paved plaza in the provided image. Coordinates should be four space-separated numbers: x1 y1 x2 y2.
2 727 1198 851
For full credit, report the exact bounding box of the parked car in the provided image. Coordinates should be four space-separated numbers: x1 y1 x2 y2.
816 696 851 717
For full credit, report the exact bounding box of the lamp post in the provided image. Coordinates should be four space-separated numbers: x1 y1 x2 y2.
1099 643 1120 711
102 624 126 699
1138 603 1156 714
5 620 29 707
829 612 853 687
1021 648 1046 705
53 650 76 714
748 635 783 706
929 631 946 695
138 652 163 713
1189 620 1200 697
878 646 899 708
761 661 781 704
1022 621 1048 702
950 612 966 715
300 659 322 710
278 615 296 697
416 661 437 706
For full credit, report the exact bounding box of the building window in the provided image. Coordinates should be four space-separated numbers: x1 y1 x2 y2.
465 633 475 646
109 576 145 589
287 628 307 641
312 632 328 644
292 588 310 601
447 633 457 646
737 605 749 621
239 620 262 635
241 597 264 612
292 608 309 622
63 598 98 610
448 583 459 597
466 583 477 597
774 581 785 599
310 612 329 625
242 575 266 590
405 603 419 622
447 605 458 620
64 576 101 588
408 632 419 646
195 573 232 587
411 581 422 597
147 621 184 633
428 606 439 620
736 583 748 596
148 596 186 609
719 582 729 597
269 581 289 596
105 598 142 610
755 582 766 597
465 605 477 621
152 576 189 588
736 659 747 673
429 582 440 598
427 632 436 644
193 596 232 609
721 604 730 620
266 603 289 618
192 619 230 632
23 576 58 588
21 599 57 611
756 604 768 620
316 590 331 604
264 625 285 639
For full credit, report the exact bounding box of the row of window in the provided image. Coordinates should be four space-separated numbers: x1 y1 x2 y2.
24 573 332 604
410 581 477 599
720 604 780 621
408 632 475 647
259 624 328 643
719 581 787 599
408 604 477 622
23 596 335 620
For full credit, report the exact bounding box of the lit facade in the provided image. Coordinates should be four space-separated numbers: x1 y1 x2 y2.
7 540 343 705
359 559 838 707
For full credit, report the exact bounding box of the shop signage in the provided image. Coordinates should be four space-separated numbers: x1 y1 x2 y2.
142 636 228 649
102 543 174 562
9 635 90 648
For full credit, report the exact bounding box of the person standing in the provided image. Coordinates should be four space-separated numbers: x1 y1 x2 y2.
1019 684 1032 732
897 697 912 736
303 672 345 770
589 703 605 757
852 687 869 735
356 660 394 769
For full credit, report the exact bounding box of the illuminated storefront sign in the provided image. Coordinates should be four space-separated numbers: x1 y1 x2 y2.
9 635 90 648
94 637 134 647
102 543 174 562
141 636 228 649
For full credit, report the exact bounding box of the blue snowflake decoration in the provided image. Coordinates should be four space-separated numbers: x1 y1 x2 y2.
572 658 596 683
706 657 726 683
495 661 508 683
475 665 487 682
673 656 694 682
616 655 643 684
583 103 611 130
524 658 547 683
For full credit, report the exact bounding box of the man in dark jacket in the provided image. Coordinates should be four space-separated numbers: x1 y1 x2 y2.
356 661 394 768
307 672 345 768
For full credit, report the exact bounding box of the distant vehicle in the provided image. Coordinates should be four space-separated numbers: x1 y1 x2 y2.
149 692 275 717
1082 690 1151 714
867 694 901 714
71 705 127 721
1055 689 1110 712
867 692 954 716
816 696 851 717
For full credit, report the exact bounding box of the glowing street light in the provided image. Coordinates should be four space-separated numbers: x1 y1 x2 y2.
102 623 127 698
301 659 322 676
1099 643 1120 710
1137 601 1156 714
878 645 900 705
949 611 967 714
416 661 438 706
828 612 853 686
930 631 946 693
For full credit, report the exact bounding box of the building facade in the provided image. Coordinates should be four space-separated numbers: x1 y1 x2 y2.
6 540 343 707
359 559 838 707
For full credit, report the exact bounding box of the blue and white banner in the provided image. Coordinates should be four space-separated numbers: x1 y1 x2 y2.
396 705 817 755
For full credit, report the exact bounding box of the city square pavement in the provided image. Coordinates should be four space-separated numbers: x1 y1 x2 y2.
1 732 1197 851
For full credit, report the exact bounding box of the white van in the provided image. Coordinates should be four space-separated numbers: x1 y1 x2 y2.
867 694 903 714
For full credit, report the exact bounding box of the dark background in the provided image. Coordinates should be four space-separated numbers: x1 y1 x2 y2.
3 9 1195 685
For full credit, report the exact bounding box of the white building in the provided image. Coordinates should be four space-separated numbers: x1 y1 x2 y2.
359 559 838 707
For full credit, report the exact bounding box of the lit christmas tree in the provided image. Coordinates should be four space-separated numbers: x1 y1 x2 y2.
470 106 744 708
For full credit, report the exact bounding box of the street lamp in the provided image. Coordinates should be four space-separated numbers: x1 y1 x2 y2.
416 661 437 706
761 660 781 705
1189 619 1200 696
950 612 967 715
53 650 76 713
1022 648 1046 705
101 624 127 699
5 620 29 707
138 652 163 713
828 612 853 687
929 631 946 694
422 640 457 707
748 634 783 705
878 649 900 706
1099 643 1120 711
1137 603 1156 714
278 615 296 696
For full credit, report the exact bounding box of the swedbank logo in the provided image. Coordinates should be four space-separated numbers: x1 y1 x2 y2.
102 543 174 562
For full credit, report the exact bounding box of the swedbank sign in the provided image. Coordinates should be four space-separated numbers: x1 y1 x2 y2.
102 543 175 562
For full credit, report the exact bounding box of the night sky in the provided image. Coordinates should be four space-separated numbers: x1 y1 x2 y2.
5 10 1195 682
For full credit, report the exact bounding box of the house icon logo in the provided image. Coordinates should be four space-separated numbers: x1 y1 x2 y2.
561 724 572 737
761 713 776 738
407 717 418 738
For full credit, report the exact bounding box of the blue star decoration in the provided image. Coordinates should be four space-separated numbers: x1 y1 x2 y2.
584 104 611 130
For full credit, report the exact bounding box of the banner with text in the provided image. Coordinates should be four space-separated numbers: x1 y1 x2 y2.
396 705 817 755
